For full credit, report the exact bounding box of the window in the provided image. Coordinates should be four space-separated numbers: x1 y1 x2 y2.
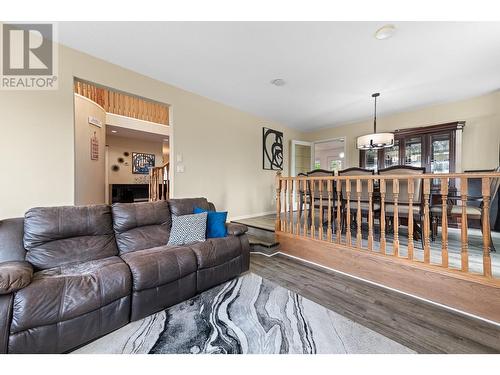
314 160 321 169
330 159 342 171
360 122 463 175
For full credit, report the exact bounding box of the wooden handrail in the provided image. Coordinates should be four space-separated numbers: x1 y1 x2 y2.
279 172 500 180
276 171 500 281
149 163 169 201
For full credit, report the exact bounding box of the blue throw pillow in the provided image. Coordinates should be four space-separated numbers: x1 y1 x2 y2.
194 207 228 238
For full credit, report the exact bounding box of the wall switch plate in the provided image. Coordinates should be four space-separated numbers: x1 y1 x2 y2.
176 164 185 173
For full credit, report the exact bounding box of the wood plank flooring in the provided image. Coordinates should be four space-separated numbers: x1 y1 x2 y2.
250 253 500 353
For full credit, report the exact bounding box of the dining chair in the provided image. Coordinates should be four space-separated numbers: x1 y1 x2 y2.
338 167 377 235
430 166 500 252
378 166 426 248
297 172 308 218
306 169 336 229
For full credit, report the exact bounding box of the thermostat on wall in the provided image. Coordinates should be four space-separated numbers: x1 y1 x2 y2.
88 116 103 128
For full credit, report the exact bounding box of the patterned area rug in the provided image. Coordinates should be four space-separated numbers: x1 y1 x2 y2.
74 273 414 354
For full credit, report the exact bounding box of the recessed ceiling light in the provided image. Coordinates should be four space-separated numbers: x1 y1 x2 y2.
374 24 396 40
270 78 286 87
111 130 118 133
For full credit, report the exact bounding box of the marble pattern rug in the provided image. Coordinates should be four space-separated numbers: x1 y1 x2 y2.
74 273 414 354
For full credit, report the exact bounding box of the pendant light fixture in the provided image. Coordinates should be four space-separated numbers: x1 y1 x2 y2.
356 93 394 150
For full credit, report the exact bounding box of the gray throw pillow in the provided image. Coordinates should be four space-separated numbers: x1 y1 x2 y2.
167 212 208 246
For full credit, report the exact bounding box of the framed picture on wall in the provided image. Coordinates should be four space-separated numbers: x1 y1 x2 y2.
263 127 283 170
132 152 155 174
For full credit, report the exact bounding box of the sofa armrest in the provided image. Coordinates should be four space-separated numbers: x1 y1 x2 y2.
0 261 33 295
226 223 248 236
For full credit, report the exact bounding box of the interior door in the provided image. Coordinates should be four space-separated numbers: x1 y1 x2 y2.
290 140 313 211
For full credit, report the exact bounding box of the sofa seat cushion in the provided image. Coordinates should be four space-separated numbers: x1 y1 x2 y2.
120 245 197 292
189 236 242 270
10 256 131 334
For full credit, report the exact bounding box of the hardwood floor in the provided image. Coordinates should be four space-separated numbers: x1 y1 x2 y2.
250 253 500 353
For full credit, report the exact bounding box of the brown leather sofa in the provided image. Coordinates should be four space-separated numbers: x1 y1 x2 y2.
0 198 249 354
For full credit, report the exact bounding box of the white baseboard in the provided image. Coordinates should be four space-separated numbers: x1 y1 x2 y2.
229 211 275 221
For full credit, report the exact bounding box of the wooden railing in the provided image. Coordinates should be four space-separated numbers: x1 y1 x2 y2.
275 171 500 323
74 80 169 125
149 163 169 201
275 172 500 279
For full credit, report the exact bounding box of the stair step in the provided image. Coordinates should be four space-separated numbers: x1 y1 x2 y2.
247 234 279 248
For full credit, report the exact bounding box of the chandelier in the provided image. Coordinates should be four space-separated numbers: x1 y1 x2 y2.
356 93 394 150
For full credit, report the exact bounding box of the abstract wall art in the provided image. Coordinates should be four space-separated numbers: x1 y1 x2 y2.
132 152 155 174
262 127 283 170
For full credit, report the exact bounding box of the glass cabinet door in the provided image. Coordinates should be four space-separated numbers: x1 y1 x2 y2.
404 136 423 167
430 133 451 174
364 149 378 171
383 140 400 168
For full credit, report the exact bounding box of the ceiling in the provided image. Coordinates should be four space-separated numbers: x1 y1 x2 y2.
59 22 500 132
106 125 169 144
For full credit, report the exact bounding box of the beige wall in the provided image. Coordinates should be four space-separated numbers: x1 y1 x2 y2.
0 43 303 219
305 91 500 171
107 135 163 185
74 95 107 205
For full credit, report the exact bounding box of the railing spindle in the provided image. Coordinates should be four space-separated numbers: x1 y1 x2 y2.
319 180 324 240
368 179 374 251
393 179 400 256
282 178 288 233
288 179 294 234
311 180 316 239
356 179 362 248
346 178 352 247
407 178 414 260
482 177 492 278
336 181 342 244
423 179 431 263
275 173 282 232
380 178 386 254
460 177 469 272
441 178 449 268
327 180 333 242
303 178 308 236
295 179 301 235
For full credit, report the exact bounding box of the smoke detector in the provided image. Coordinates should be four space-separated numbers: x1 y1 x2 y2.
270 78 286 87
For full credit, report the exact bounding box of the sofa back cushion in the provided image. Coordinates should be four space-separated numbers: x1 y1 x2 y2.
0 218 26 263
168 198 214 216
24 205 118 270
112 201 171 254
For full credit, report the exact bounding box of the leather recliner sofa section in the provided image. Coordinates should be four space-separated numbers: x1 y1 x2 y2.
0 198 249 353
